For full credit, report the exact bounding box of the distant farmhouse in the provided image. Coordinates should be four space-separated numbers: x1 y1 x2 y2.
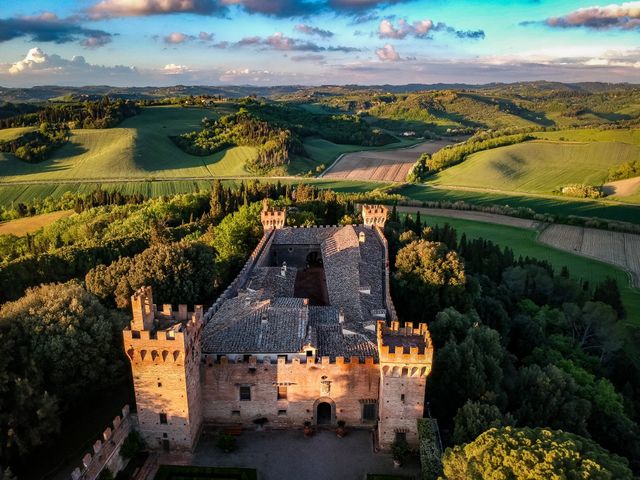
122 202 434 452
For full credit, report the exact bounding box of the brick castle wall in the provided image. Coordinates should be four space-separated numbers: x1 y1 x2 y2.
201 356 380 428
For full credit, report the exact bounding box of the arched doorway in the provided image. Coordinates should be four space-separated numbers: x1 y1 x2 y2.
313 397 336 425
317 402 332 425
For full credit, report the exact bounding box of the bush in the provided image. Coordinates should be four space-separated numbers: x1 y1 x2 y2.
216 433 237 453
120 430 146 459
417 419 442 480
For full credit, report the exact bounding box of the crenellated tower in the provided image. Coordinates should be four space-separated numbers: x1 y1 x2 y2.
376 320 434 449
260 198 286 230
362 204 388 229
123 286 204 451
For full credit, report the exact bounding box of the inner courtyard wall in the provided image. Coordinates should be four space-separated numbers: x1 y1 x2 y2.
201 356 380 428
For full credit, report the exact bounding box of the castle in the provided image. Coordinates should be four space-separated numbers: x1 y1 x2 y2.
123 203 434 453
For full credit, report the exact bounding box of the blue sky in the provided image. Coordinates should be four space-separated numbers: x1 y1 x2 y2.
0 0 638 86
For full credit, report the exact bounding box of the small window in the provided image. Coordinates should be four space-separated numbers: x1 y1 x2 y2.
239 385 251 401
306 350 314 357
363 403 376 421
243 354 251 363
159 413 167 424
395 431 407 443
277 386 288 400
400 394 405 402
157 382 162 388
231 410 240 417
162 433 168 438
278 410 287 416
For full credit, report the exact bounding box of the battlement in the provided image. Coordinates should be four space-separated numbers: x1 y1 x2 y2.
125 287 203 365
129 286 203 331
362 204 388 228
261 198 286 230
376 320 433 373
203 354 377 366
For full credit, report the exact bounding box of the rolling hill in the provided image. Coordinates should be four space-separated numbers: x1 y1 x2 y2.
430 137 640 198
0 106 257 182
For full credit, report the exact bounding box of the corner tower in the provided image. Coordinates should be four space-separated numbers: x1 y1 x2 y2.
123 287 204 451
377 320 434 449
260 198 286 230
362 204 388 229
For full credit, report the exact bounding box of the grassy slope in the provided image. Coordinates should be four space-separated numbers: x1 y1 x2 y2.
430 140 640 196
414 213 640 325
532 128 640 145
0 106 257 182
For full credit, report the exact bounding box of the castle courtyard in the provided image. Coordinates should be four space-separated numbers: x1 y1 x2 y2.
159 429 420 480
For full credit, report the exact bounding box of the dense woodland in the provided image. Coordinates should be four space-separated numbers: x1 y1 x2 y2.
0 97 139 130
385 210 639 476
0 187 638 478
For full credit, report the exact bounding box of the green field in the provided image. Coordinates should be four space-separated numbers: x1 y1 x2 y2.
532 128 640 145
430 140 640 197
411 213 640 325
0 126 35 141
399 184 640 224
0 106 257 182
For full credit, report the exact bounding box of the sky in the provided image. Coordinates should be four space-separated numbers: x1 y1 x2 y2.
0 0 638 86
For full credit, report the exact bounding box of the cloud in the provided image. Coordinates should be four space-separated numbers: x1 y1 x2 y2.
545 2 640 30
290 54 327 62
294 24 334 38
6 47 136 78
164 32 194 44
86 0 415 19
375 43 401 61
0 12 114 47
432 22 485 40
378 18 433 39
87 0 222 18
199 31 214 41
163 63 190 74
328 0 413 13
230 32 360 52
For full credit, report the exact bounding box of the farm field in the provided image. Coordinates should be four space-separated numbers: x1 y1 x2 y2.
604 176 640 201
399 184 640 225
404 211 640 325
0 210 74 236
430 140 640 197
532 128 640 145
0 106 257 182
539 224 640 287
322 138 457 182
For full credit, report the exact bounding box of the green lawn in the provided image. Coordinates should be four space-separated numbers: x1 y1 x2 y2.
410 213 640 325
0 106 257 182
430 140 640 197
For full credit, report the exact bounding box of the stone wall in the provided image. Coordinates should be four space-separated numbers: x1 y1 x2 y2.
70 406 133 480
201 356 380 428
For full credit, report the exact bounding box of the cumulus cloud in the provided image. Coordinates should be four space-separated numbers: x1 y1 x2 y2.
0 12 114 47
87 0 222 18
375 43 401 61
328 0 413 13
545 2 640 30
378 18 484 40
378 18 432 39
6 47 136 78
294 24 334 38
163 63 190 74
199 31 214 41
230 32 360 52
